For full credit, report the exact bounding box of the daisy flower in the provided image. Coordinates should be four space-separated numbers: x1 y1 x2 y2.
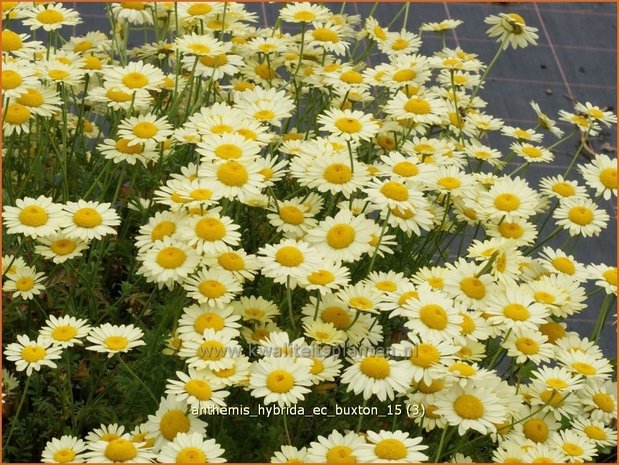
303 320 346 346
337 282 385 315
271 445 309 463
340 352 411 401
179 328 242 371
197 133 261 163
392 338 458 385
234 86 295 127
60 200 120 241
177 304 241 342
5 335 63 376
198 159 264 202
308 22 350 56
317 108 380 141
179 212 241 255
249 357 313 407
41 435 88 463
579 379 617 424
267 198 319 239
85 437 156 463
34 233 90 264
307 354 342 384
86 324 146 358
479 176 540 221
14 85 61 117
3 195 64 238
22 4 82 31
106 61 165 93
572 417 616 447
3 102 33 135
110 1 154 25
384 90 446 124
85 423 126 444
204 355 252 387
303 154 370 198
305 210 374 263
379 30 422 56
134 210 187 251
357 430 429 463
421 19 463 32
137 237 200 289
502 327 554 364
502 125 544 142
521 443 567 463
202 248 261 284
530 100 564 137
305 429 365 463
435 382 507 435
3 265 46 300
554 196 609 237
257 239 322 286
279 3 331 23
297 261 351 295
145 395 208 449
443 258 497 311
232 296 280 324
183 268 243 307
557 350 613 380
588 263 617 295
403 286 464 343
165 369 230 412
539 175 587 200
117 114 173 147
1 59 39 99
485 12 539 49
485 286 549 331
549 429 597 463
575 101 617 127
39 315 91 348
87 84 152 112
538 247 588 281
511 142 554 163
364 178 427 213
157 432 226 463
578 153 617 200
530 366 584 394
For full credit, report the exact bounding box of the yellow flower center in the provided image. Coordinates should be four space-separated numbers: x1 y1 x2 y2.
393 69 416 82
459 314 475 335
197 341 225 361
2 30 22 51
279 205 304 225
195 217 226 242
323 163 352 184
194 312 225 333
121 2 146 10
160 409 190 441
275 246 304 267
184 379 212 401
52 325 78 341
449 362 476 377
308 269 335 286
5 103 31 124
321 306 351 330
453 394 484 419
567 206 593 225
460 277 486 299
599 167 617 189
437 176 461 190
603 268 617 285
115 138 144 154
73 39 92 52
132 122 158 138
375 280 397 292
155 246 187 269
73 207 102 228
523 419 549 442
104 336 129 351
546 378 568 390
326 224 356 249
571 361 596 376
15 277 34 291
122 72 148 89
417 379 443 394
584 425 607 440
48 69 70 80
507 13 526 25
151 221 176 241
392 161 418 178
404 97 430 114
522 146 542 158
37 9 65 24
494 193 520 212
187 2 211 15
540 389 564 407
334 117 362 133
216 161 249 186
534 291 555 304
326 445 356 463
359 356 390 379
374 439 407 461
52 448 76 463
104 438 137 462
50 239 77 257
217 252 244 271
498 222 523 239
19 205 48 227
293 10 316 21
348 296 373 311
380 181 409 201
410 343 440 368
419 304 448 329
515 337 539 355
552 182 575 197
562 443 584 457
17 88 44 107
176 447 206 463
213 364 236 378
551 257 575 275
339 70 363 84
312 28 339 43
21 345 47 363
427 277 444 289
310 357 324 375
214 144 242 160
2 70 22 89
254 63 277 82
503 303 529 321
266 369 295 393
592 393 614 412
107 88 132 102
100 433 120 442
391 38 409 51
398 291 418 306
198 280 226 299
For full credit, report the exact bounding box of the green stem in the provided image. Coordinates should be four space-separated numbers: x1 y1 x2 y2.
355 398 368 433
3 376 31 450
434 425 449 462
283 411 292 445
591 294 615 342
117 355 158 405
286 276 296 334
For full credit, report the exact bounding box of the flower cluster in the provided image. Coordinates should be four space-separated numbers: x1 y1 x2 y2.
2 2 616 463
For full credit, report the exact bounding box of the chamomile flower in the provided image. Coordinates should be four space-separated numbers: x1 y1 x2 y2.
392 338 458 385
575 101 617 127
117 114 173 147
403 286 464 342
134 210 187 251
588 263 617 295
3 195 64 238
530 100 564 137
539 175 587 200
317 108 380 141
60 200 120 241
308 22 350 55
3 102 33 135
39 315 91 348
554 196 609 237
106 61 165 93
3 266 46 300
198 159 264 202
304 154 370 198
180 212 241 255
34 233 90 264
249 357 313 407
303 320 346 346
479 176 540 221
257 239 322 286
578 153 617 200
538 247 588 281
22 4 82 31
232 296 280 324
305 430 365 463
137 237 200 288
177 304 241 342
485 286 549 331
5 334 62 376
86 324 146 358
579 379 617 424
557 351 613 380
158 432 226 463
337 282 385 315
443 258 497 310
341 352 411 401
357 430 429 463
307 354 342 384
279 3 331 23
380 30 422 56
179 328 241 371
203 248 261 283
1 59 39 99
42 435 88 464
384 90 446 124
145 395 208 450
183 269 243 307
271 445 309 463
512 142 554 163
572 417 616 447
549 430 597 463
485 12 539 49
165 369 230 412
298 261 351 295
502 328 554 364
